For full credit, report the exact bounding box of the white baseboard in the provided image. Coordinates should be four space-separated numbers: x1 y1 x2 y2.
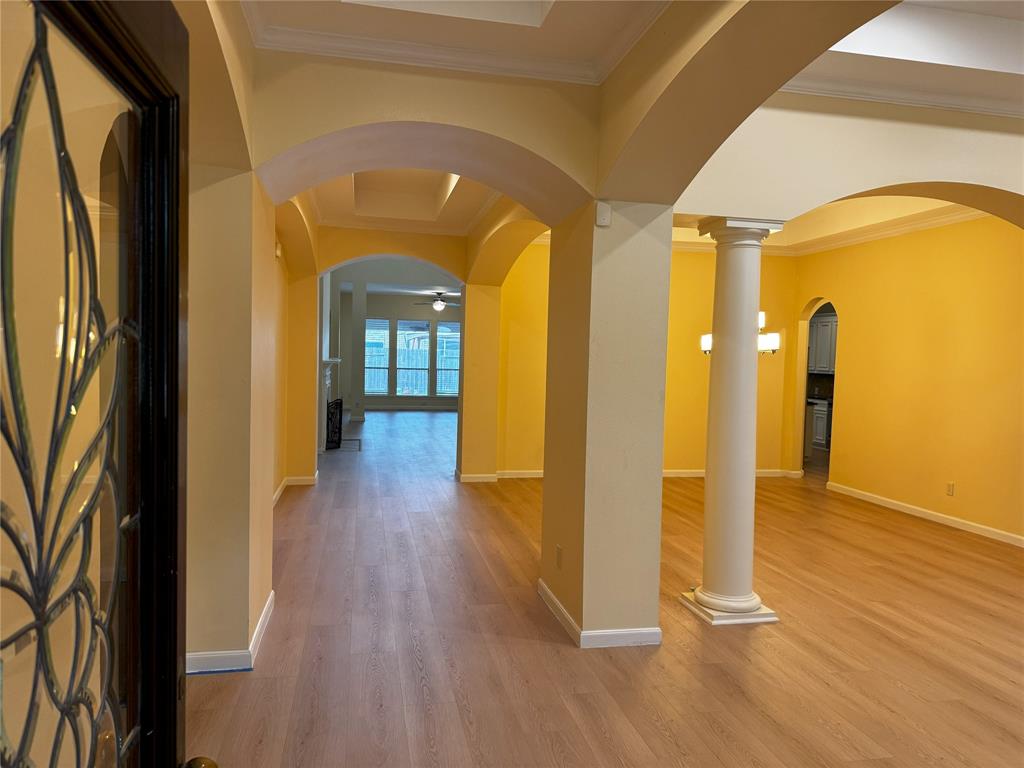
273 472 319 506
826 482 1024 548
457 472 498 483
249 589 275 665
580 626 662 648
272 478 287 506
187 590 275 674
537 579 661 648
663 469 803 478
496 469 544 479
288 471 318 486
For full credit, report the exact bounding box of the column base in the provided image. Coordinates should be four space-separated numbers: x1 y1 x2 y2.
679 590 778 626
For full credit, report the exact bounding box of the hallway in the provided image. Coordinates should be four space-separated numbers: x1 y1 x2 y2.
187 412 1024 768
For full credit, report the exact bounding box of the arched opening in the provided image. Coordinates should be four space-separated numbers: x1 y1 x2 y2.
316 254 465 476
792 298 839 481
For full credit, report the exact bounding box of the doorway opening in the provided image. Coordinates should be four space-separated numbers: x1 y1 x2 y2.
801 301 838 477
319 255 464 477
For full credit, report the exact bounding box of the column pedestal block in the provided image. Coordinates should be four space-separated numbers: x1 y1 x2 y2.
679 591 777 626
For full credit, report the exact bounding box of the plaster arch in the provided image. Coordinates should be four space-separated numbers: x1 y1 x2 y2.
598 0 893 203
317 225 467 282
677 93 1024 226
256 121 590 227
467 198 548 286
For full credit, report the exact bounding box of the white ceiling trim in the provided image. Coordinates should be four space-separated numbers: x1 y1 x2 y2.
779 75 1024 119
240 1 667 86
765 204 989 257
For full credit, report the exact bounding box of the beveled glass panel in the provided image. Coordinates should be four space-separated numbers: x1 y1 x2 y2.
2 4 140 765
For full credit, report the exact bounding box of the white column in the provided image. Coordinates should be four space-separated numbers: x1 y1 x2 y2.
349 281 367 421
681 217 781 626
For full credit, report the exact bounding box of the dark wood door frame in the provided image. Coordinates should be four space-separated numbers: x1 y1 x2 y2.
37 2 189 763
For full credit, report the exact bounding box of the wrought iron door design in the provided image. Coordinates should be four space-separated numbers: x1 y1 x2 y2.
2 6 141 765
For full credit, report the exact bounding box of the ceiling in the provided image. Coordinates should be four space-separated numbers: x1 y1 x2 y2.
310 168 502 235
669 196 987 256
239 0 668 84
330 255 462 296
783 2 1024 116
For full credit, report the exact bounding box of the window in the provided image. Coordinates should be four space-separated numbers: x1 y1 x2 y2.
364 319 389 395
396 319 430 396
436 321 461 396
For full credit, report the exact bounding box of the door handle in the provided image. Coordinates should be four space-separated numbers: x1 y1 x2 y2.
185 759 219 768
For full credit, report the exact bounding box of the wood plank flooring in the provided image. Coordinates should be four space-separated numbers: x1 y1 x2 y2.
186 411 1024 768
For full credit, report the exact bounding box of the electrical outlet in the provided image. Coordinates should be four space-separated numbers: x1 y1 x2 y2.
556 545 563 569
946 482 955 497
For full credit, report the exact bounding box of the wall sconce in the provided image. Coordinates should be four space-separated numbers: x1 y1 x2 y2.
757 332 781 355
700 311 780 356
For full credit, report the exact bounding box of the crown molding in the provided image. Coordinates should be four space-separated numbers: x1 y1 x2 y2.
763 205 989 257
240 1 666 86
779 77 1024 119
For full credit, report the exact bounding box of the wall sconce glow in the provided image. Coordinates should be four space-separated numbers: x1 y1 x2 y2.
700 310 780 355
432 298 446 312
758 332 781 355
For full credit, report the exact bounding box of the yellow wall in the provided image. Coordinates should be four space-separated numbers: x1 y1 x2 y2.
497 244 549 473
786 216 1023 535
285 274 320 481
497 216 1022 537
456 284 502 479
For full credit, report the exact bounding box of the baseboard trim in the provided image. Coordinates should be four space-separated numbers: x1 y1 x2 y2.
249 589 275 665
496 469 544 479
663 469 803 478
580 626 663 648
272 478 287 506
826 482 1024 548
187 590 275 674
537 579 662 648
537 578 581 644
287 471 318 486
457 472 498 483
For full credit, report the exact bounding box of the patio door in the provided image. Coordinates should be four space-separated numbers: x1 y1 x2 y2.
2 1 187 765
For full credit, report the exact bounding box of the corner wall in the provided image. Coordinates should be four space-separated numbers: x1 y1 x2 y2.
187 168 282 656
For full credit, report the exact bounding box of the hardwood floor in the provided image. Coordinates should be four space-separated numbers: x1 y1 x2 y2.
186 411 1024 768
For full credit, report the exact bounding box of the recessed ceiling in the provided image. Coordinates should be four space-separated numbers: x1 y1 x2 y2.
240 0 668 84
311 169 502 235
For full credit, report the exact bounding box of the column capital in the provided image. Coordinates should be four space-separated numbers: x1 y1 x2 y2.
697 216 784 245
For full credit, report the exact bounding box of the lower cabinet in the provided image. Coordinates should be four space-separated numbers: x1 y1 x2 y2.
811 400 830 448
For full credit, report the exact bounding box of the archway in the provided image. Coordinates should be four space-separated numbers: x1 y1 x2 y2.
257 121 589 227
790 298 840 480
316 253 465 469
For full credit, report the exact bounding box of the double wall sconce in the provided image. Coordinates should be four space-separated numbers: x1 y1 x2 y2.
701 311 781 356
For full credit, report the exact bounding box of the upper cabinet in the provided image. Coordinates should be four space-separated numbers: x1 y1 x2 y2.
808 314 838 373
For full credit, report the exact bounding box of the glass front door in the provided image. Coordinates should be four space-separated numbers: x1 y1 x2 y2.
2 2 187 765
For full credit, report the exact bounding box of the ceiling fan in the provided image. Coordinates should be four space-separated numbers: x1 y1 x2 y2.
415 291 461 312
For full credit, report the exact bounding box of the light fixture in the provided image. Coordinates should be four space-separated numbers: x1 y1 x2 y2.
432 298 446 312
700 311 780 355
757 332 781 355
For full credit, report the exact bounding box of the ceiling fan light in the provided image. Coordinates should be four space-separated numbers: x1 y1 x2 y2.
432 298 446 312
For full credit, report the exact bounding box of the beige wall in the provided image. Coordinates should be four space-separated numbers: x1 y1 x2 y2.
187 167 255 653
248 179 283 636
